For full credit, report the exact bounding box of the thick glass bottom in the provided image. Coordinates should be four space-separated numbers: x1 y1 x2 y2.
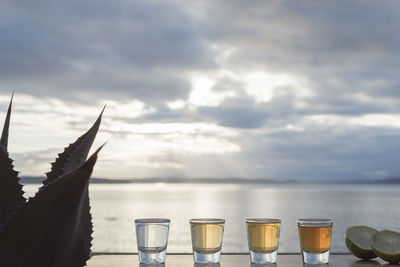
302 250 329 264
193 250 221 263
249 249 277 264
138 248 167 264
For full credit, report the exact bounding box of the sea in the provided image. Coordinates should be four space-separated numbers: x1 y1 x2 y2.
23 183 400 253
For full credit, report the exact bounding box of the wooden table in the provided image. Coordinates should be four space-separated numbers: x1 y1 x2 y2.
87 254 399 266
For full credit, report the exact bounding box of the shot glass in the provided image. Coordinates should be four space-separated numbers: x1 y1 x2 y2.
246 218 281 264
190 218 225 263
135 218 170 264
297 218 333 264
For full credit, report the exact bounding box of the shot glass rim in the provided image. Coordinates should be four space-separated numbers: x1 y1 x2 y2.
135 218 171 224
297 218 332 227
246 218 281 224
189 218 225 224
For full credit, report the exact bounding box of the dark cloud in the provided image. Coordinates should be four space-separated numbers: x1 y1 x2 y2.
0 0 215 104
133 106 197 123
199 105 268 129
233 126 400 181
197 93 268 128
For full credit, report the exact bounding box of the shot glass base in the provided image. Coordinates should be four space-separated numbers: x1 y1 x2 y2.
138 249 167 264
302 250 329 264
193 250 221 263
249 249 277 264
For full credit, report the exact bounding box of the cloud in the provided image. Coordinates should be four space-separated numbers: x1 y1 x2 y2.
0 0 215 104
198 93 269 128
190 0 400 111
199 105 268 129
236 124 400 181
1 0 400 180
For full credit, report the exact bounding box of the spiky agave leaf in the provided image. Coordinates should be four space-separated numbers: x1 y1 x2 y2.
0 92 25 225
42 105 105 257
0 91 13 150
44 105 106 183
0 146 103 267
0 151 25 225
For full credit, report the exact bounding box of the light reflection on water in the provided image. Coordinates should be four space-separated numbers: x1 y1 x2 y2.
23 183 400 253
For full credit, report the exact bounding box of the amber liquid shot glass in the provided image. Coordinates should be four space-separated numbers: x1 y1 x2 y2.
246 218 281 264
297 219 333 264
190 218 225 264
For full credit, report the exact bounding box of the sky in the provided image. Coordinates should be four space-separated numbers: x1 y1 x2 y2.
1 0 400 181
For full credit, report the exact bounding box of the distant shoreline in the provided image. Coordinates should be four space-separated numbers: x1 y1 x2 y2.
19 176 400 185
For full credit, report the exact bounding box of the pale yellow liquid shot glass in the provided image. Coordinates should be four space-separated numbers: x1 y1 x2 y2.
246 218 281 264
190 218 225 264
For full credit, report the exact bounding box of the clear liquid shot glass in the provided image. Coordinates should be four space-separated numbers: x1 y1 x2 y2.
135 218 170 264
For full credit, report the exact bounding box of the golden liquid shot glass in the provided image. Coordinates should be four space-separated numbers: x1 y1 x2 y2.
297 219 333 264
246 218 281 264
190 218 225 263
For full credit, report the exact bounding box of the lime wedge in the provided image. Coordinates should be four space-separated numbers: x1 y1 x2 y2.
372 230 400 264
345 225 377 260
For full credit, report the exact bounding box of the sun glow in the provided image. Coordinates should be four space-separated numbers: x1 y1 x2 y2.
188 75 236 107
240 71 311 103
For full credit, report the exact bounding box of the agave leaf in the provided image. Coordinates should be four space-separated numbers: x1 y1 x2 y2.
44 105 106 183
0 150 25 225
0 145 103 267
0 92 25 225
42 105 105 265
0 91 13 151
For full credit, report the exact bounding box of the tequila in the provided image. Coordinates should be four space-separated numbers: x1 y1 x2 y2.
297 219 333 264
246 218 281 264
190 218 225 263
298 225 332 253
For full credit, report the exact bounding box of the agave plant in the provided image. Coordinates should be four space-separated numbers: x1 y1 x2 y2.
0 93 105 267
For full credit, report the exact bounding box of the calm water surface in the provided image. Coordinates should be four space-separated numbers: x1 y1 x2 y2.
24 183 400 253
